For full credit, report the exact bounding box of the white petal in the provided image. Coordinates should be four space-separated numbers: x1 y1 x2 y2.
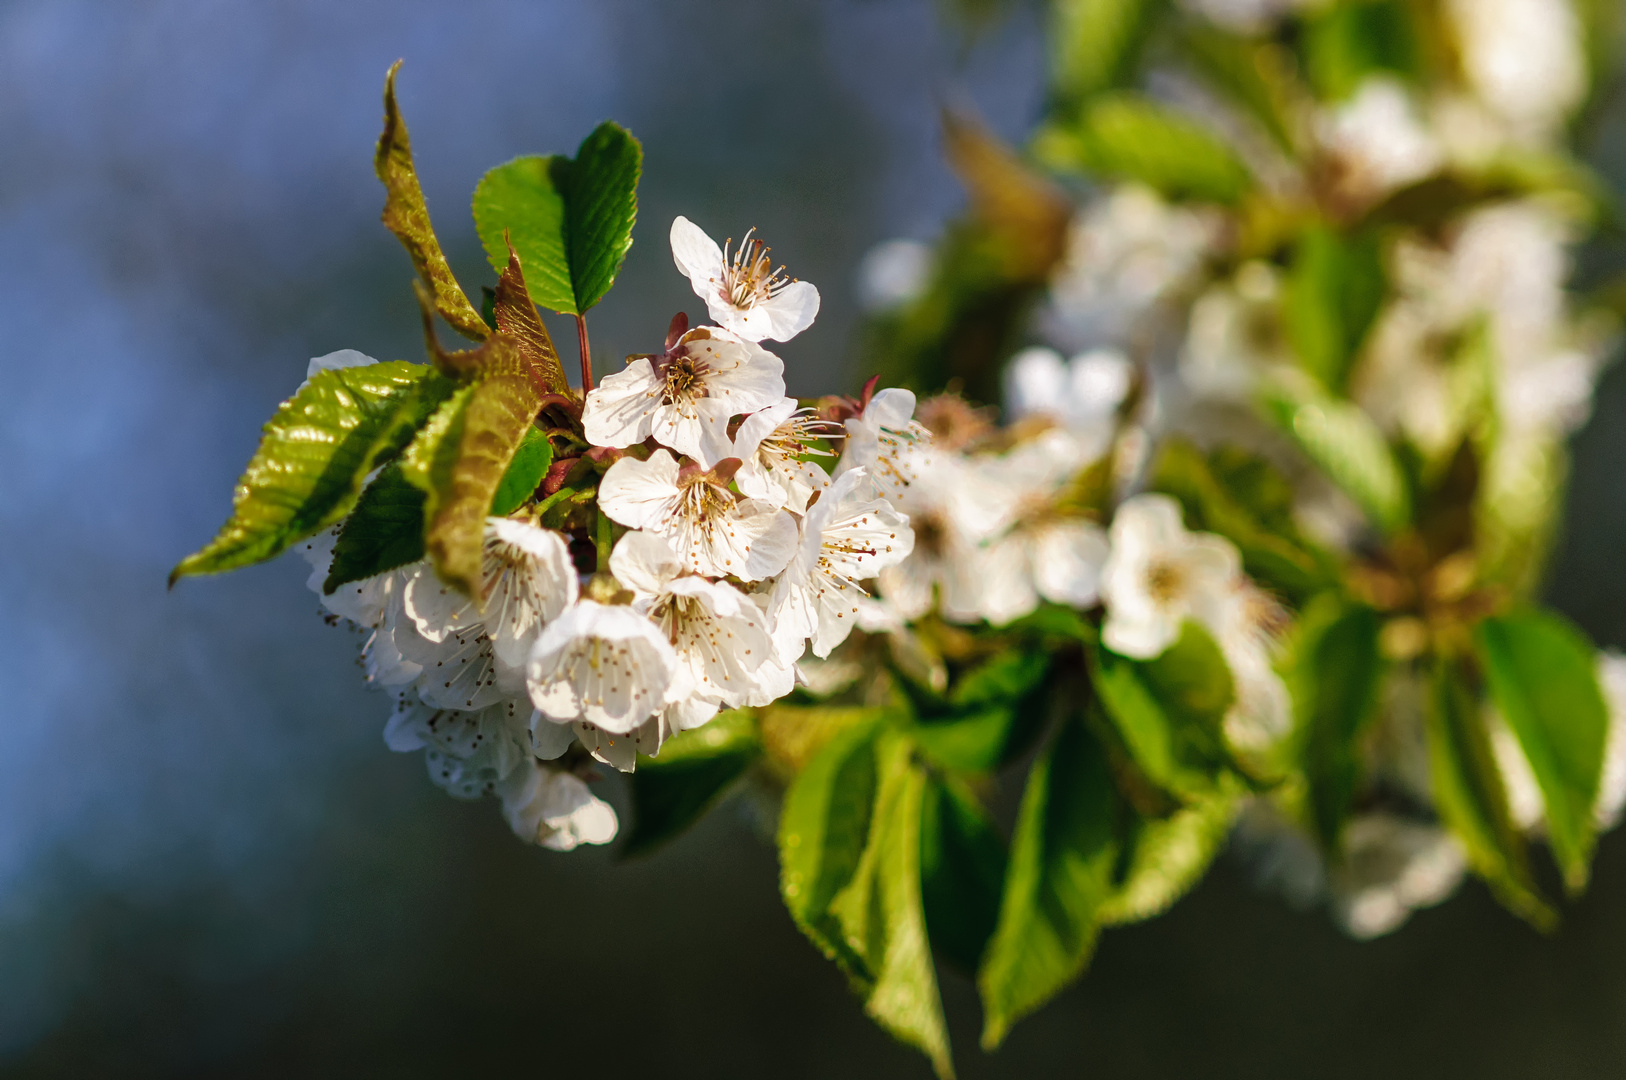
609 529 684 598
758 280 820 341
671 215 726 298
582 358 662 449
1103 611 1180 659
574 719 639 773
1032 521 1110 608
598 450 682 530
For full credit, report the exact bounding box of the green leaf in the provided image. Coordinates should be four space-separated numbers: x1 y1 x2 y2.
472 122 643 317
1299 0 1420 101
1425 659 1556 929
978 713 1118 1049
1476 611 1609 893
397 356 544 598
920 776 1007 974
1099 788 1240 925
1036 92 1254 204
172 362 454 583
1048 0 1162 104
1289 600 1384 851
323 463 426 592
489 425 554 516
491 244 572 395
624 709 760 857
828 735 954 1078
1152 439 1333 601
1282 224 1385 392
1261 377 1411 534
779 716 884 983
1178 22 1303 156
907 650 1053 773
1090 624 1236 800
374 62 490 342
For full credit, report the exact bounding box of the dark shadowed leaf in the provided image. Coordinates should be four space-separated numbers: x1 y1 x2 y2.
907 650 1053 773
1152 439 1333 601
624 709 760 857
472 122 642 316
1282 224 1385 392
172 362 454 583
323 463 426 592
1476 610 1609 893
978 712 1118 1049
375 62 489 342
489 425 554 517
920 776 1007 973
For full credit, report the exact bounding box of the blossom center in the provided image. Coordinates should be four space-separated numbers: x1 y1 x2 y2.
661 354 709 405
1145 558 1186 603
722 228 793 309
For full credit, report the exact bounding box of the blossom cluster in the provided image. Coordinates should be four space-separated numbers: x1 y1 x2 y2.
856 0 1626 941
299 217 915 850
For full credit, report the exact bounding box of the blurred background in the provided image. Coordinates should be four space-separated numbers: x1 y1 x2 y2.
7 0 1626 1075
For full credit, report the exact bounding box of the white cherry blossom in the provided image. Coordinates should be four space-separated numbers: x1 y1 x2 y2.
766 467 914 661
598 450 798 580
611 529 779 709
582 325 785 464
525 599 689 733
1099 493 1241 659
1316 77 1443 200
297 533 425 687
1210 584 1293 752
670 215 821 342
877 448 1014 622
385 692 533 799
499 759 619 851
964 430 1110 625
401 518 577 668
1003 346 1132 453
731 397 838 513
836 387 931 501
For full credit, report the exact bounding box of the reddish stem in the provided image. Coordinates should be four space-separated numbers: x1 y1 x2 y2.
575 314 593 393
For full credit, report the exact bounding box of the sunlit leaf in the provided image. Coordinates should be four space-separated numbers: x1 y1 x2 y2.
1261 377 1410 534
492 245 571 395
172 362 454 583
1288 600 1384 851
1036 92 1254 204
1476 610 1609 893
1090 624 1235 801
375 62 489 342
472 122 642 316
1049 0 1162 105
397 354 544 598
779 715 884 984
1426 659 1555 930
625 709 760 857
827 734 954 1078
1179 22 1303 155
978 713 1117 1049
1099 787 1240 925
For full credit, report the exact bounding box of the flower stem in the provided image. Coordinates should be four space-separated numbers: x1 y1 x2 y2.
575 314 593 392
594 508 614 571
